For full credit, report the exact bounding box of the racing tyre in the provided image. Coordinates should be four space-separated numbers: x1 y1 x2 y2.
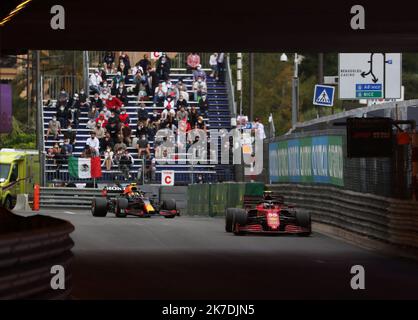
116 198 129 218
92 197 108 217
162 199 176 211
232 208 247 235
225 208 236 232
295 210 312 236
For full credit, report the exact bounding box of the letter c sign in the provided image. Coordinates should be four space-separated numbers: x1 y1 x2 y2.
162 171 175 186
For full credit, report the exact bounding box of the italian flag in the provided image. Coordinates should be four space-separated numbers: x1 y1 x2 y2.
68 156 102 179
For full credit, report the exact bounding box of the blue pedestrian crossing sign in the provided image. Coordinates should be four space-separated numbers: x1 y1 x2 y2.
313 84 335 107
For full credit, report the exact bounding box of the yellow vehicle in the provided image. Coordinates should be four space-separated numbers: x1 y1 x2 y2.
0 149 40 210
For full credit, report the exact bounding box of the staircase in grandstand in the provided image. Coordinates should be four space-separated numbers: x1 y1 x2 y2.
42 63 235 185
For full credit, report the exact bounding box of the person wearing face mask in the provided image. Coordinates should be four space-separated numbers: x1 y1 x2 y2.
103 146 114 171
176 93 189 110
137 103 149 123
150 109 161 129
56 104 68 129
94 122 106 139
103 51 115 74
167 82 179 103
153 82 166 106
88 105 100 121
187 52 201 72
111 72 125 94
118 52 131 70
137 54 151 74
100 131 115 154
120 123 132 146
89 70 103 94
106 95 124 113
156 53 171 82
176 106 188 122
90 92 104 111
118 61 129 77
118 107 130 126
116 83 128 105
198 94 209 117
95 111 108 128
57 88 69 108
136 134 151 159
64 122 77 148
100 86 111 102
46 116 61 141
192 76 207 102
86 131 100 156
209 53 218 78
67 94 81 128
193 64 207 82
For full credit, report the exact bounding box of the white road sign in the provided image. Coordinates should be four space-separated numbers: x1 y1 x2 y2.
339 53 402 100
161 170 175 186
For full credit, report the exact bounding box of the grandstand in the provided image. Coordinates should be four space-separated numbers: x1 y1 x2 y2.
41 53 236 185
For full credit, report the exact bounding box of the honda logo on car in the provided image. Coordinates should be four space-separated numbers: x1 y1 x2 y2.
162 171 175 186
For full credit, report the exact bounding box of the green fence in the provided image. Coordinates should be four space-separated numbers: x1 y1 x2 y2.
187 182 264 217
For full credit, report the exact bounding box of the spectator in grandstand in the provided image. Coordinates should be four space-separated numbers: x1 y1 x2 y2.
95 111 108 128
150 109 161 129
79 88 90 110
154 82 166 106
188 106 199 128
146 66 159 96
166 81 179 103
176 105 188 122
62 138 73 156
94 122 106 139
192 76 207 101
136 134 151 159
138 54 151 72
197 94 209 117
161 104 176 122
100 86 111 102
135 121 149 139
119 149 134 180
89 70 103 94
81 145 93 158
90 92 104 111
107 111 120 128
137 103 149 123
115 83 128 105
64 122 77 148
120 123 132 146
56 104 69 129
217 53 225 82
88 105 99 121
106 121 119 144
156 53 171 82
193 64 207 82
103 51 115 73
103 146 114 171
187 53 200 72
254 117 266 140
100 131 115 154
118 107 130 126
86 131 100 156
67 94 81 128
106 95 124 113
209 53 218 78
176 93 189 110
46 143 61 160
111 71 125 94
46 116 61 140
195 116 207 132
163 96 175 110
114 136 127 153
118 52 131 70
118 61 129 78
137 81 149 102
147 121 158 141
86 118 97 131
57 88 69 108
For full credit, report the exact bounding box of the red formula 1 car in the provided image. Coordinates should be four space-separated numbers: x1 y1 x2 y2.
225 191 311 236
91 183 179 218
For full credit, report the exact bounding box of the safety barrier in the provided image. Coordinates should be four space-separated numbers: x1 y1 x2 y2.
268 183 418 255
187 182 264 217
39 187 102 209
0 208 74 299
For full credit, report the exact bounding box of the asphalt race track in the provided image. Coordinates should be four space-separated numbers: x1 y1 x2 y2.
15 209 418 300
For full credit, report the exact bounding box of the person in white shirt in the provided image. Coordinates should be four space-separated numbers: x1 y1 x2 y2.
209 53 218 77
89 70 103 94
86 131 100 155
254 118 266 140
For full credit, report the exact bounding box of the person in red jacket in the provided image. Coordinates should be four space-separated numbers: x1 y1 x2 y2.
95 112 108 128
118 107 130 126
106 95 124 113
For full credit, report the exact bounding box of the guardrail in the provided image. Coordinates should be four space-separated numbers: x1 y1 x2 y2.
0 208 74 299
267 183 418 254
40 187 102 209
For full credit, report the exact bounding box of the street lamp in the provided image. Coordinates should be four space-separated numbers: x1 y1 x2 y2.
281 53 303 127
